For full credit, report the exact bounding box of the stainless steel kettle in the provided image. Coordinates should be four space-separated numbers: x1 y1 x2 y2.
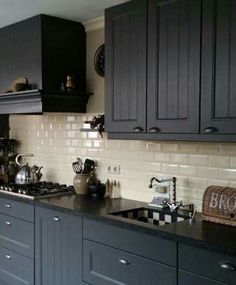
15 153 43 185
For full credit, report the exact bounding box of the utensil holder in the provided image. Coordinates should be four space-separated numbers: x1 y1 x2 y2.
73 174 90 195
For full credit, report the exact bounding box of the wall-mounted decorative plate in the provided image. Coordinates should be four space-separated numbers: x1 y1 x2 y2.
94 44 105 77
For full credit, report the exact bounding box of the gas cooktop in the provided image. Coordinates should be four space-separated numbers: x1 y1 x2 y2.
0 182 74 200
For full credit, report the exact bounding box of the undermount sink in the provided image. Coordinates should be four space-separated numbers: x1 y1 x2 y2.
109 207 191 226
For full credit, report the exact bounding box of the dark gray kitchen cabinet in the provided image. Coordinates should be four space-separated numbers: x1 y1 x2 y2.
106 0 236 141
179 271 227 285
35 207 83 285
105 0 147 133
105 0 201 136
147 0 201 134
201 0 236 134
83 239 176 285
179 243 236 285
0 246 34 285
0 197 35 285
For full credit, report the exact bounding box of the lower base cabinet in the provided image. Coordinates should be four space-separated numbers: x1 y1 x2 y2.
0 246 34 285
83 239 176 285
179 271 227 285
35 207 83 285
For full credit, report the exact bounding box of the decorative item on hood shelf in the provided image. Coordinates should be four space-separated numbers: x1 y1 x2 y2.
3 77 29 93
83 114 105 138
65 74 76 93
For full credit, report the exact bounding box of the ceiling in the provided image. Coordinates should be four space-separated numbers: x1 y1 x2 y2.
0 0 128 28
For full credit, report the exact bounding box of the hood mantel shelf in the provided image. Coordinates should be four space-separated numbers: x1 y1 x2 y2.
0 90 92 114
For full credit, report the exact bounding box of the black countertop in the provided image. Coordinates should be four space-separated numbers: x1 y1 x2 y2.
0 192 235 256
33 194 236 256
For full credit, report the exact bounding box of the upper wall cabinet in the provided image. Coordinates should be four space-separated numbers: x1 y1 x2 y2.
147 0 201 134
201 0 236 134
105 0 236 141
105 0 147 133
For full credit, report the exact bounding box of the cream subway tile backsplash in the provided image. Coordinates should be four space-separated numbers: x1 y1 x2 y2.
9 113 236 212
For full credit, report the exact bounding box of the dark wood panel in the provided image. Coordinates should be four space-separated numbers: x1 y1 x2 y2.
105 0 147 133
147 0 201 133
0 115 9 137
201 0 236 134
83 239 176 285
35 207 83 285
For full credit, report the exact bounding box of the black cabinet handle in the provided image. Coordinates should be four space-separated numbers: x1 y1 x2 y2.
119 258 130 265
219 261 236 271
5 254 12 260
5 203 11 208
133 127 144 132
204 127 218 133
5 221 12 226
149 127 161 133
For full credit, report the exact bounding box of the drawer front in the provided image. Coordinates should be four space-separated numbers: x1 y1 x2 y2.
83 239 176 285
0 246 34 285
0 213 34 258
0 197 34 222
179 270 227 285
83 218 177 266
179 243 236 285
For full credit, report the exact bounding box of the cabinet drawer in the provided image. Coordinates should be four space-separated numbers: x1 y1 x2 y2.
83 218 176 266
179 243 236 285
83 239 176 285
0 246 34 285
179 270 227 285
0 197 34 222
0 213 34 258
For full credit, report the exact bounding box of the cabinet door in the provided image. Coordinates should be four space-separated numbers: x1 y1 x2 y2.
179 271 227 285
105 0 147 133
0 246 34 285
83 239 176 285
35 207 82 285
201 0 236 134
147 0 201 134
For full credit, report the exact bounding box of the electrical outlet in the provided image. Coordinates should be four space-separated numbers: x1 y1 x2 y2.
107 164 120 175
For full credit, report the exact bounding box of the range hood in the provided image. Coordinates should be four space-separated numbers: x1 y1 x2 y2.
0 15 89 114
0 90 91 114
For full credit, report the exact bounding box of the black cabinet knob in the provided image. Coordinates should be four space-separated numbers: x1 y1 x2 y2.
204 127 218 133
219 261 236 271
149 127 161 133
133 127 144 132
